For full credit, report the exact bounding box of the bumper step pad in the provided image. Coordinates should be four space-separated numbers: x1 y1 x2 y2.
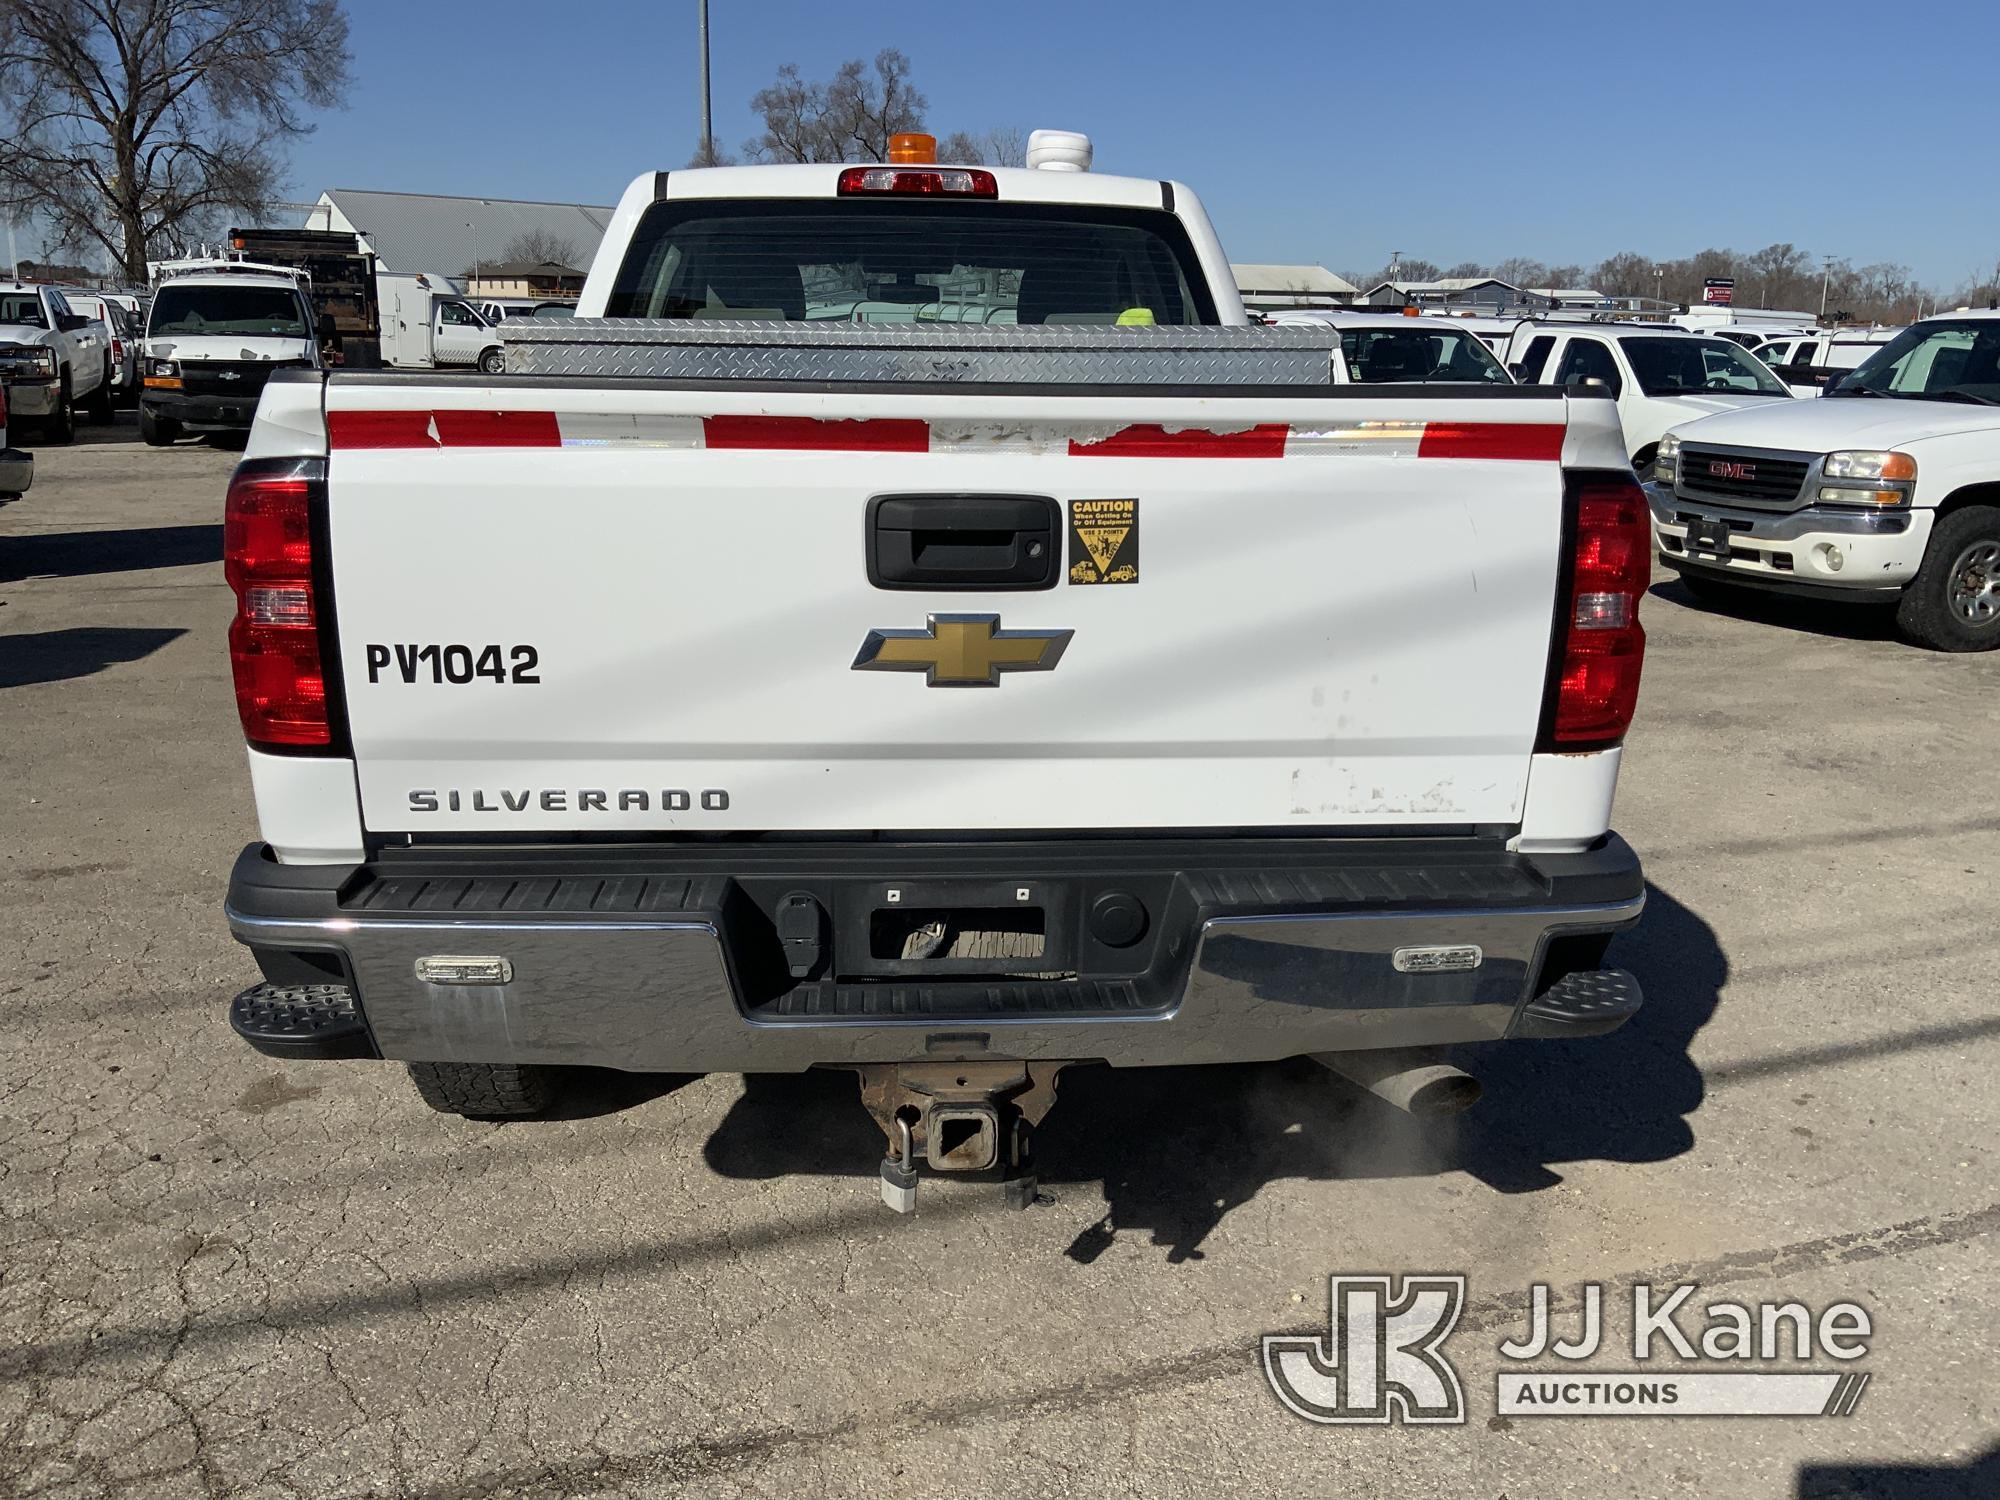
229 982 377 1060
1512 968 1643 1039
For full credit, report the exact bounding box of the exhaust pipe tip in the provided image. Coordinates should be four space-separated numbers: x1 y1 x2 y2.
1403 1070 1482 1118
1311 1048 1482 1118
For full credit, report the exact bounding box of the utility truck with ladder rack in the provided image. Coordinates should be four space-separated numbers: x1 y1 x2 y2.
219 132 1653 1210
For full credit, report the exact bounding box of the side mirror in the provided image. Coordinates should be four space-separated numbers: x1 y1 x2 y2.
1508 362 1528 380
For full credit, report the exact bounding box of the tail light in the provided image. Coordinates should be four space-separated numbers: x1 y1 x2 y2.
837 166 997 198
1542 472 1649 750
224 459 336 749
112 337 125 362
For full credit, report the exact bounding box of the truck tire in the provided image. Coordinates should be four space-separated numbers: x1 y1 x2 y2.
41 379 75 445
139 406 180 447
1897 505 2000 652
406 1060 555 1119
84 364 115 421
478 347 505 375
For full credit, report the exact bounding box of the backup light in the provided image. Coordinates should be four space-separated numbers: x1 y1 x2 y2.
837 166 997 198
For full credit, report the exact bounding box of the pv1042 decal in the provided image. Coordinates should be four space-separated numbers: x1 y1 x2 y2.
365 644 541 685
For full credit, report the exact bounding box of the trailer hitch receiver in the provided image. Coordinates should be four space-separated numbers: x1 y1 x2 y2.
855 1060 1068 1212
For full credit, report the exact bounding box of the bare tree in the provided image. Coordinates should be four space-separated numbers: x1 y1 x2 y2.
0 0 352 282
939 126 1026 167
502 228 581 268
686 136 736 168
1382 257 1441 284
746 49 927 163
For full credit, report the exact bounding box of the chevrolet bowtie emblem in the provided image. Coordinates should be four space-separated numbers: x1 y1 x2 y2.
853 613 1072 687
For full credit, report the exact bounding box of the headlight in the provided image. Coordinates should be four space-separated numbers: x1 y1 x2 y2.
147 358 180 378
1822 450 1916 482
1655 432 1681 483
1819 450 1915 507
27 347 57 376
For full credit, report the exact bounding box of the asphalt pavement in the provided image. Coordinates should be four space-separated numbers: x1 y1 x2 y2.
2 413 1995 1498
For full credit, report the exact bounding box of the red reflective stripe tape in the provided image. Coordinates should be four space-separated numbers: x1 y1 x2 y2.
701 415 930 452
326 410 437 449
431 409 561 447
1416 423 1567 461
1068 423 1291 458
326 410 563 449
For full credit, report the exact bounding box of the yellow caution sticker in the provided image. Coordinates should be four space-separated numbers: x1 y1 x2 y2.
1068 498 1139 585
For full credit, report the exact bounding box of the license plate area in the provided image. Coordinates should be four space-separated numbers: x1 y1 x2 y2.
837 879 1073 978
1682 514 1734 557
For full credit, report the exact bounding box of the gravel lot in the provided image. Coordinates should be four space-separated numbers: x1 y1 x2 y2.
3 415 1995 1499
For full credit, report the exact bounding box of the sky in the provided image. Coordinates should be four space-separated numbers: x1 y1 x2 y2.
264 0 1991 290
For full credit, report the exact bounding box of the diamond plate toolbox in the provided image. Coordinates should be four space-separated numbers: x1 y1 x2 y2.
499 319 1344 386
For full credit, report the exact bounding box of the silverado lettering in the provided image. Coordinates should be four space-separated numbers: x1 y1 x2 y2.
407 788 731 813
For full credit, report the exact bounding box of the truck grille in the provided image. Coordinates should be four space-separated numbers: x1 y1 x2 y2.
182 360 297 398
1677 446 1810 506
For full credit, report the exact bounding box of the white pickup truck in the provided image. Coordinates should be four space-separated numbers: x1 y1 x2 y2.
0 281 114 442
220 141 1652 1204
1653 311 2000 650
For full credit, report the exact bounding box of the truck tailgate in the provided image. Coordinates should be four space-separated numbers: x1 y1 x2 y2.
321 380 1575 834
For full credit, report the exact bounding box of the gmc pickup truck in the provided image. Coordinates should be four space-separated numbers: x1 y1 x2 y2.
222 136 1651 1208
1654 311 2000 650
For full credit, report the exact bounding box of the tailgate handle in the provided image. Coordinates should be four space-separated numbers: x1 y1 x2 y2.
867 494 1060 591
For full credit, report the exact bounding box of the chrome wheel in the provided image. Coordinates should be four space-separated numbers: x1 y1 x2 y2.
1948 540 2000 624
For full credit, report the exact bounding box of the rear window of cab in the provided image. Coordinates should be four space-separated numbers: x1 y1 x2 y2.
604 199 1218 326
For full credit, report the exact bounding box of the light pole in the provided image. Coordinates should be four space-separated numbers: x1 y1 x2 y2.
698 0 714 165
1819 255 1836 321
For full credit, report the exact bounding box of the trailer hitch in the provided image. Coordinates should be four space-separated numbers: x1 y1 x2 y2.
855 1061 1067 1213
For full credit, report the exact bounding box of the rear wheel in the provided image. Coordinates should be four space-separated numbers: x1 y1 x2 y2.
84 365 115 421
478 347 505 375
139 406 180 447
40 380 75 445
1897 505 2000 651
406 1060 555 1119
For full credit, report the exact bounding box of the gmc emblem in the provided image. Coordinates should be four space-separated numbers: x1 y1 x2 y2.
1708 460 1755 481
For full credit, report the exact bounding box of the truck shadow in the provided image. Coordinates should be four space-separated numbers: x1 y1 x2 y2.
1651 576 1902 643
696 880 1725 1263
0 626 187 689
1797 1443 1997 1500
0 523 222 583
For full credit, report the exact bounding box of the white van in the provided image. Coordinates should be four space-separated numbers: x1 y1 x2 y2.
140 263 317 445
1504 321 1796 477
377 273 505 372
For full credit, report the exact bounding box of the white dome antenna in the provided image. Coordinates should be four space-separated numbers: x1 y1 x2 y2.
1027 130 1093 172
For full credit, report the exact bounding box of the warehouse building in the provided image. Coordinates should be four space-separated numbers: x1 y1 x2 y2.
1232 263 1361 311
